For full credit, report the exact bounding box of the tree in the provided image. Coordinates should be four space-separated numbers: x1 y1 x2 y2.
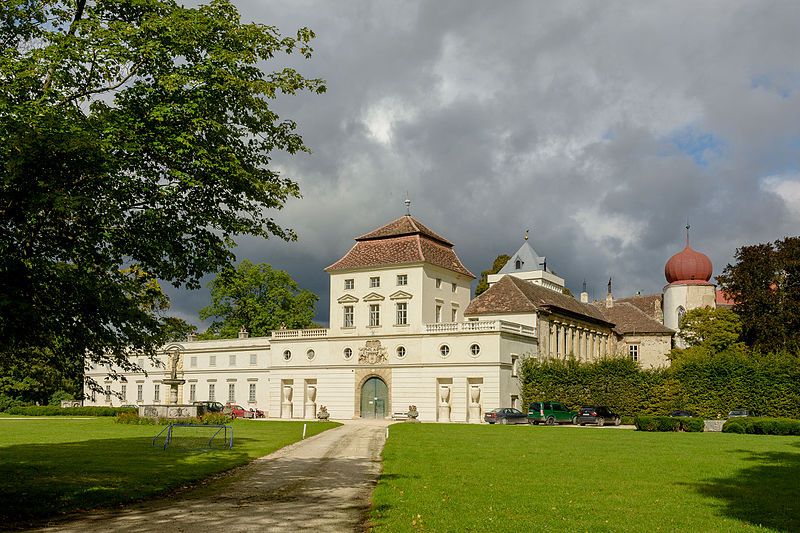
0 0 324 392
678 307 743 353
199 261 318 338
161 317 198 343
717 236 800 353
475 254 511 296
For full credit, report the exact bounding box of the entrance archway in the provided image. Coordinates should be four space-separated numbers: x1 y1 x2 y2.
360 377 388 419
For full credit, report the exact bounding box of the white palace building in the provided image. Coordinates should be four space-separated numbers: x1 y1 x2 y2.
86 212 725 422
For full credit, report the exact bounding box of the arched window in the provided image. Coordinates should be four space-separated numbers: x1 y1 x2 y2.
515 259 522 270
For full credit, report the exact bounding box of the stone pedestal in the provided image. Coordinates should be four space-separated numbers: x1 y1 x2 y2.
282 385 293 419
140 404 198 419
163 378 185 406
438 385 451 422
304 385 317 419
468 385 482 423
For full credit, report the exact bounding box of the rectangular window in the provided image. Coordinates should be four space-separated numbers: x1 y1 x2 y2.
512 355 519 378
154 384 160 402
369 304 380 326
209 383 216 401
228 383 235 402
396 302 407 325
189 383 196 402
190 356 197 368
436 305 442 323
250 354 257 366
397 274 407 286
452 282 457 293
137 384 143 402
105 385 111 403
370 276 380 288
343 305 354 327
137 358 145 369
229 354 236 367
121 384 127 401
249 383 256 403
629 344 639 362
451 308 457 322
209 355 216 367
345 278 354 290
435 278 442 288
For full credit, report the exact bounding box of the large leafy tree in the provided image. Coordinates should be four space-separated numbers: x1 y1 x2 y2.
677 306 743 353
199 260 318 338
716 236 800 353
0 0 324 392
474 254 511 296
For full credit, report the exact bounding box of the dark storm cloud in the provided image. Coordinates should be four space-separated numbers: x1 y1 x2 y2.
167 0 800 327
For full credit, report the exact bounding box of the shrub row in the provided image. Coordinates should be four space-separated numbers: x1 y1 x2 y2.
115 412 232 425
5 406 136 417
722 417 800 436
520 351 800 419
634 416 704 432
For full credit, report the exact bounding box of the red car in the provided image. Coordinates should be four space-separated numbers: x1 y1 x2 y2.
225 403 265 419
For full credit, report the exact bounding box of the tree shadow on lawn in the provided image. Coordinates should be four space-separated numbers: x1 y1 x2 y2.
0 435 254 528
687 442 800 532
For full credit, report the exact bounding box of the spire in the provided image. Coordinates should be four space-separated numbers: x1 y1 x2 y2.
605 277 614 308
685 219 691 247
404 192 411 216
524 229 529 241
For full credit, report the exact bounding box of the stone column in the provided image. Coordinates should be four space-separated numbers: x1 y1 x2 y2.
560 326 567 358
549 323 556 356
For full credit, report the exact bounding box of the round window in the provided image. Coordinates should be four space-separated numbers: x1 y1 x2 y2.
396 346 406 359
343 347 353 360
470 343 481 357
439 344 450 358
306 349 315 361
282 350 292 361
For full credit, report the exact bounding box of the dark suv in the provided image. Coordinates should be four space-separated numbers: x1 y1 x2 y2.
528 402 577 425
577 406 621 426
193 401 225 414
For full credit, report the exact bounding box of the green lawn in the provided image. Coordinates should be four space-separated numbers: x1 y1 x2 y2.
371 425 800 532
0 417 339 527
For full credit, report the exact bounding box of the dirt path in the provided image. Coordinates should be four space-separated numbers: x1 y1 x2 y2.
36 420 389 533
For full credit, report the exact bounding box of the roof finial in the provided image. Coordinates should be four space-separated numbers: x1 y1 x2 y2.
404 192 411 216
524 229 529 241
685 218 691 247
582 279 587 293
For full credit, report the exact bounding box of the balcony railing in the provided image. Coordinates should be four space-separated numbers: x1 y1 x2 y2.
271 328 329 339
425 320 536 337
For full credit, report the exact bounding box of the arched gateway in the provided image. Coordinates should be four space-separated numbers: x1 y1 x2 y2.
360 377 388 419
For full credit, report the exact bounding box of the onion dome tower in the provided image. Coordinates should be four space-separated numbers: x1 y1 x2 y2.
662 224 717 339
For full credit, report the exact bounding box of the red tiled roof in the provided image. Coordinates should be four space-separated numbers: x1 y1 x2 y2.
464 275 612 325
593 302 674 335
326 216 473 277
715 289 734 307
615 293 662 321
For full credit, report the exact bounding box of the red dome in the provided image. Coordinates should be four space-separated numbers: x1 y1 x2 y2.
665 245 713 283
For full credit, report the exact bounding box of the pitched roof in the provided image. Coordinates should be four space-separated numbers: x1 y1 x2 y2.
464 275 611 325
592 301 674 335
326 216 474 278
498 240 548 274
615 293 662 321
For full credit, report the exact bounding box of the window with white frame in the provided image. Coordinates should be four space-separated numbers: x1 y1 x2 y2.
470 343 481 357
343 305 354 328
435 278 442 288
105 385 111 403
250 354 257 366
307 349 315 361
451 282 457 293
229 354 236 367
228 383 235 402
154 384 160 402
629 344 639 362
209 355 216 367
283 350 292 361
137 384 143 402
190 356 197 368
396 302 407 325
249 383 256 403
370 276 380 288
121 384 127 400
396 346 406 358
439 344 450 357
369 304 380 326
343 347 353 360
435 305 442 323
189 383 196 402
345 278 354 290
209 383 216 401
397 274 407 286
451 308 457 322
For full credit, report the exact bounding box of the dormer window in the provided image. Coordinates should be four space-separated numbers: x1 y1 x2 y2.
515 259 523 270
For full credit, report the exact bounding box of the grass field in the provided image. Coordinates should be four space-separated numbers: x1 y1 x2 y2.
371 424 800 532
0 417 338 527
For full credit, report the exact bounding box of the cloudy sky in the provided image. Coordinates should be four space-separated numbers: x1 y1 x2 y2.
169 0 800 327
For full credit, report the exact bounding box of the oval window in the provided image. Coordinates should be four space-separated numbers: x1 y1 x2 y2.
396 346 406 359
343 347 353 360
306 349 315 361
440 344 450 358
282 350 292 361
470 343 481 357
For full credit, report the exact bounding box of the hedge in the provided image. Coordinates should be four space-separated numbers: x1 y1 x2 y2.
634 416 704 432
722 417 800 436
5 406 136 417
115 412 232 425
520 351 800 419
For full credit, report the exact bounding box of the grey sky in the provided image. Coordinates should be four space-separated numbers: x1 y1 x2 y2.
167 0 800 327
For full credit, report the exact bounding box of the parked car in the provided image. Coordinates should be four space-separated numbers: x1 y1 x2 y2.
484 407 528 425
223 403 266 419
193 401 225 414
728 409 757 418
671 410 695 417
577 406 621 426
527 401 577 425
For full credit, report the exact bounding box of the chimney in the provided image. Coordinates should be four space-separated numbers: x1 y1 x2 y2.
187 333 196 342
580 279 589 303
238 327 249 339
605 277 614 308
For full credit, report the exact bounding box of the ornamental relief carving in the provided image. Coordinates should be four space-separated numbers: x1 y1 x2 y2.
358 339 387 365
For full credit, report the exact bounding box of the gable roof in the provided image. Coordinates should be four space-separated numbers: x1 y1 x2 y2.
326 216 474 278
592 301 674 335
464 275 611 325
614 293 662 321
498 240 548 274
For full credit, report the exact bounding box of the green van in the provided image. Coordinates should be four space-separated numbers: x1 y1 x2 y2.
528 401 577 425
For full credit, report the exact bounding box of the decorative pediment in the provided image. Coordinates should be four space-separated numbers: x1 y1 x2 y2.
363 292 385 302
389 290 413 300
337 294 359 304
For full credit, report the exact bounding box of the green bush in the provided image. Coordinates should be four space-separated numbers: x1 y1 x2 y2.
722 417 800 436
199 412 232 425
680 417 705 432
634 416 704 432
620 416 635 425
6 405 136 417
47 390 75 405
0 394 27 412
115 412 233 425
